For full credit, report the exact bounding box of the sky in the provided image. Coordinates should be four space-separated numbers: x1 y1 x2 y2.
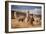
11 5 41 10
11 5 41 15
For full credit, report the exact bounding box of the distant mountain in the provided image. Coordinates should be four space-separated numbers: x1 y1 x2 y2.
11 8 41 15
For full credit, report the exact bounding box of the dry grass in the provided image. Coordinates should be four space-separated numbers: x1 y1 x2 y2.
11 13 41 28
11 19 32 28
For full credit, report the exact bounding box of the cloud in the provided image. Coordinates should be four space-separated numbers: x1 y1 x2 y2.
32 8 41 15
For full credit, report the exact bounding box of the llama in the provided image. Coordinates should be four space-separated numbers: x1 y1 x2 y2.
17 16 25 22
